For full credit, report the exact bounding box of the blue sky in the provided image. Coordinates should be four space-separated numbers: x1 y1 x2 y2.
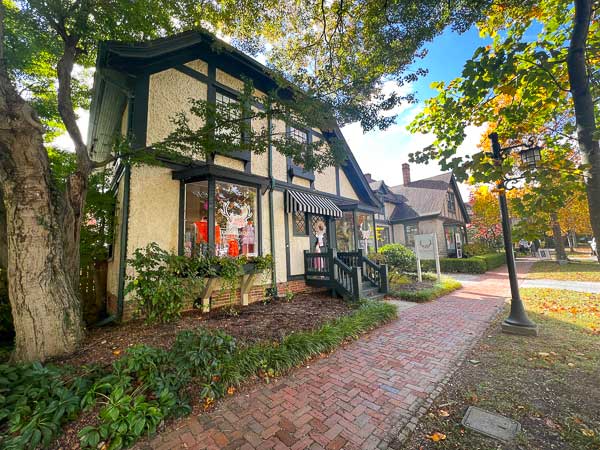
342 26 491 196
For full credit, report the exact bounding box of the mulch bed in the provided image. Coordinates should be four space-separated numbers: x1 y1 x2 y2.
49 292 353 450
54 291 352 369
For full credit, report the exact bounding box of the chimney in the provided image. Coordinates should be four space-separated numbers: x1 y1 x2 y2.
402 163 411 186
364 173 373 182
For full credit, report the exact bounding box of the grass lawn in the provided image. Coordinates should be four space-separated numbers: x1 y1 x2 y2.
388 274 462 302
528 260 600 282
399 288 600 450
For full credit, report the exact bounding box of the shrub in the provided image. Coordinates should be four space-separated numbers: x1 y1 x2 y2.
420 253 506 274
378 244 416 273
463 242 494 257
477 253 506 270
390 277 462 302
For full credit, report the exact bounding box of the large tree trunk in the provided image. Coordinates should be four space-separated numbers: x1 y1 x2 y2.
0 70 85 363
567 0 600 262
551 213 567 261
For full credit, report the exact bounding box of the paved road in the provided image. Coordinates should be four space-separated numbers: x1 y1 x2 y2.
144 262 532 450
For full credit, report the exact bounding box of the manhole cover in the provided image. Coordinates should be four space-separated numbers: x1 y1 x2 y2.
462 406 521 442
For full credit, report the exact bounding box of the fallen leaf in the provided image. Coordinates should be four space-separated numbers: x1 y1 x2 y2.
439 410 450 417
544 418 560 430
468 359 481 365
427 432 447 442
538 352 550 357
581 428 595 437
112 349 121 356
567 362 575 367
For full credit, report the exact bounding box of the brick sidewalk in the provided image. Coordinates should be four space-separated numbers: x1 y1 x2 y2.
144 262 532 450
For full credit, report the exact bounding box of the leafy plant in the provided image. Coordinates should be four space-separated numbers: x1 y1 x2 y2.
390 277 462 302
125 243 206 324
378 244 417 273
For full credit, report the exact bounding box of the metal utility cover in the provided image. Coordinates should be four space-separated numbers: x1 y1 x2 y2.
462 406 521 442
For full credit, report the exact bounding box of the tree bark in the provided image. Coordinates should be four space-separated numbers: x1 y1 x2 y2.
567 0 600 262
551 213 567 261
0 59 85 363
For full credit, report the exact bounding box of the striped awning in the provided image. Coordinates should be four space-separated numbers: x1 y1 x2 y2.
286 189 343 218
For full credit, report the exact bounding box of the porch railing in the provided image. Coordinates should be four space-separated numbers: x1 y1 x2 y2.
304 249 388 301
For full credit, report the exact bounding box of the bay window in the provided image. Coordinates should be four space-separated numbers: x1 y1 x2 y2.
183 178 259 258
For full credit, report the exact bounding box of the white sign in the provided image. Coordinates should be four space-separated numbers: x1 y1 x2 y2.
415 233 441 282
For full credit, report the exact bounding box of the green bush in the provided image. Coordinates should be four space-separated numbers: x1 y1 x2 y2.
420 253 505 274
476 253 506 270
378 244 416 273
463 242 494 257
390 277 462 302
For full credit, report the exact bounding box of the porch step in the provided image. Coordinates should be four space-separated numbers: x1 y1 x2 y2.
361 281 384 300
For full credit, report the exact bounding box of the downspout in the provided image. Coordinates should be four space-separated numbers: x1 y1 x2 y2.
115 164 131 322
267 113 277 295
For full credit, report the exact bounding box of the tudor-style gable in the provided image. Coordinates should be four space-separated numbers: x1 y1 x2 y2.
88 30 380 212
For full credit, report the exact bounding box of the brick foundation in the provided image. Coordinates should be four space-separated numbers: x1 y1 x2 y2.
119 279 325 322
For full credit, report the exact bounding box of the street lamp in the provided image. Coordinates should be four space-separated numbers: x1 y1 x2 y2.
489 132 539 336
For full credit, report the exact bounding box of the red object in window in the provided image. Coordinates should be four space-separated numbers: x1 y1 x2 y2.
228 239 239 257
194 221 221 244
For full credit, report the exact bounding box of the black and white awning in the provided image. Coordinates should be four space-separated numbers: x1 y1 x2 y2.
285 189 343 218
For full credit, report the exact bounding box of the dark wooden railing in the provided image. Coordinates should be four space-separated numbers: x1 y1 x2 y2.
304 248 388 301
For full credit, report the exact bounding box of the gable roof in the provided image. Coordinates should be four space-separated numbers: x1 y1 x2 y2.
369 172 469 223
88 29 381 210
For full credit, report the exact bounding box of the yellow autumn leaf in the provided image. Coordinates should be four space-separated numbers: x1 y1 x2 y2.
428 432 447 442
581 428 595 437
439 410 450 417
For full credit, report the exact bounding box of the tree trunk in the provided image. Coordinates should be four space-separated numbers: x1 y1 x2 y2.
551 214 567 261
0 70 85 362
567 0 600 262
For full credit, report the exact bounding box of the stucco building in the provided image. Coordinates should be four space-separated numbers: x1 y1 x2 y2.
366 164 470 257
88 31 388 320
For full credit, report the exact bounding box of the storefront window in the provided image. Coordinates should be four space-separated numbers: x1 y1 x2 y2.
405 223 418 247
357 213 375 255
183 180 258 258
215 181 258 257
184 181 210 257
336 211 355 252
376 226 390 247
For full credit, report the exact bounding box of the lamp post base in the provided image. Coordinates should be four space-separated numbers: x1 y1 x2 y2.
501 321 539 336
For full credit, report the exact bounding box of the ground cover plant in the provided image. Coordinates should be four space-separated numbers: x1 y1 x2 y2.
528 260 600 282
420 253 505 274
399 288 600 450
1 300 397 449
389 276 462 303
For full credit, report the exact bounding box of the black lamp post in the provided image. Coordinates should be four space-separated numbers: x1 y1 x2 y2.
489 132 539 336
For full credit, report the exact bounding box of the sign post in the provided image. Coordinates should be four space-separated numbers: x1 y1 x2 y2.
414 233 441 282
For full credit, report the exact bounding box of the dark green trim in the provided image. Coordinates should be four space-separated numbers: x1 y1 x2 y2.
175 64 210 83
207 178 216 254
116 164 131 321
335 167 340 196
178 181 185 255
131 74 149 148
267 114 277 290
172 163 269 187
284 199 291 280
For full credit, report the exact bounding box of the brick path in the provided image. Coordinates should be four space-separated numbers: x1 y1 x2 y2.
145 261 532 450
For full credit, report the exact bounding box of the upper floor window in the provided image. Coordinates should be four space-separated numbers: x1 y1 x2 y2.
289 126 309 145
447 192 456 213
405 223 418 247
215 91 241 144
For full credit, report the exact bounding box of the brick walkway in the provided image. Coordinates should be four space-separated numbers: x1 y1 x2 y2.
145 262 532 450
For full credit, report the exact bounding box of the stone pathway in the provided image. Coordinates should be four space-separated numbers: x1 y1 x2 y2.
521 278 600 293
145 262 532 450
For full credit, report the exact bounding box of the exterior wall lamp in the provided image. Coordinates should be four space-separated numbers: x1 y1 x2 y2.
489 132 539 336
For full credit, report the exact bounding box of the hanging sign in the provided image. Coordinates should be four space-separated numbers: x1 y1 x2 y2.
414 233 441 282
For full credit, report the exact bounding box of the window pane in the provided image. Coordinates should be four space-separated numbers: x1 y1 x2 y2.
293 211 306 235
215 181 258 257
184 181 210 257
357 213 375 254
405 224 418 247
376 226 390 247
216 92 241 144
336 211 355 252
